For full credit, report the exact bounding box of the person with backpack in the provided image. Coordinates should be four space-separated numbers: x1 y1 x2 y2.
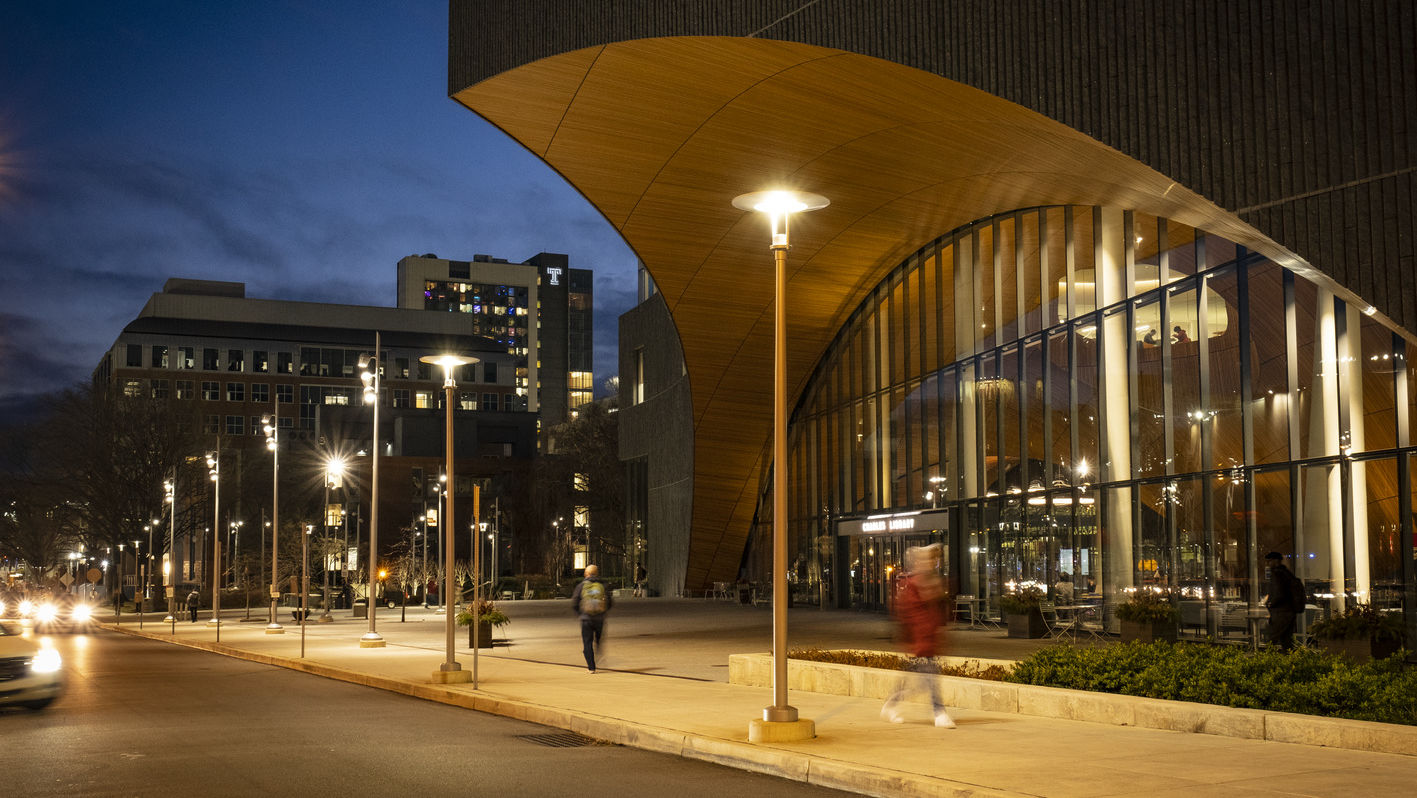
1263 551 1304 651
570 564 612 673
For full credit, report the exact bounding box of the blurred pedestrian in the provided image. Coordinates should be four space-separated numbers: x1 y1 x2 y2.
881 544 956 728
570 564 612 673
186 588 200 623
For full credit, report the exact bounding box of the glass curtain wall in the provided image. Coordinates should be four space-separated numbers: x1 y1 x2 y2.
772 204 1417 637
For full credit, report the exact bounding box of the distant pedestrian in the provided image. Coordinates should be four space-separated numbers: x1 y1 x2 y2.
186 588 200 623
1264 551 1305 651
881 544 956 728
570 564 612 673
634 565 647 598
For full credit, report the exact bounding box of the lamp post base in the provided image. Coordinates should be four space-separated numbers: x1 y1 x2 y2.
359 632 386 648
748 718 816 744
206 619 221 627
162 615 175 623
316 614 334 624
431 666 470 684
265 623 285 635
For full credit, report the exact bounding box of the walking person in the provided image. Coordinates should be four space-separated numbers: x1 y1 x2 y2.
570 564 612 673
880 544 956 728
1263 551 1305 651
186 588 200 623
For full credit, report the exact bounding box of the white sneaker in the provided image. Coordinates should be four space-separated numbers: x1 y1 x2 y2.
881 703 903 724
934 712 957 729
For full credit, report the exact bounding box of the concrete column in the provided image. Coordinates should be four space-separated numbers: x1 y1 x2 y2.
1099 209 1133 597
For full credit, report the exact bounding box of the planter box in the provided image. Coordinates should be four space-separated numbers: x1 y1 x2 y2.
466 620 495 648
1120 619 1177 644
1006 609 1048 639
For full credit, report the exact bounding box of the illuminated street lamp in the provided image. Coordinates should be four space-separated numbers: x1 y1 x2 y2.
319 457 346 623
206 450 221 634
420 352 478 684
731 188 828 742
358 338 386 648
262 414 284 634
163 477 176 623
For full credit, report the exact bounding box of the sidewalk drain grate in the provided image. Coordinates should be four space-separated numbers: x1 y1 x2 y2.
517 732 609 748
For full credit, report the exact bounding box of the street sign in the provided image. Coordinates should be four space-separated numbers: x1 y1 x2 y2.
59 573 74 587
87 568 103 584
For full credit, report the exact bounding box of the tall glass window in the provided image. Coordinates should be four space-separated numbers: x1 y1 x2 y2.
758 203 1416 634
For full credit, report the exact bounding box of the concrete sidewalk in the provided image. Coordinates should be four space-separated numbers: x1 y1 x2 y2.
105 601 1417 797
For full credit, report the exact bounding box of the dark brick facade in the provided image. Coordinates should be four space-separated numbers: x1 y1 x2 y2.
451 0 1417 335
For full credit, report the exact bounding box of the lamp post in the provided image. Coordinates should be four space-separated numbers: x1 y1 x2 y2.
262 414 284 634
320 458 345 623
420 352 477 684
206 450 221 635
133 538 144 627
732 188 828 742
116 543 124 623
418 513 429 605
163 477 176 623
359 339 386 647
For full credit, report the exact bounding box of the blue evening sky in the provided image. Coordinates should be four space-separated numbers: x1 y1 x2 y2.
0 1 639 415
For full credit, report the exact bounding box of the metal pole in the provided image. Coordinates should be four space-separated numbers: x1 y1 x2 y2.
267 402 283 633
137 542 144 629
442 380 459 673
766 240 795 722
473 484 481 688
210 444 221 639
301 524 308 657
320 475 332 621
363 332 384 646
167 472 176 625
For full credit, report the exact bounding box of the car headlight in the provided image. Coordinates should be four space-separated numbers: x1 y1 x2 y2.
30 648 62 674
35 603 58 623
71 604 92 622
0 600 6 616
18 599 33 617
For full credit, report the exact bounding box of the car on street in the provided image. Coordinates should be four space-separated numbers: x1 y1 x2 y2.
1 594 96 633
0 621 64 711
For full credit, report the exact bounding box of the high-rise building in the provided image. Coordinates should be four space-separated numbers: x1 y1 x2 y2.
396 252 594 429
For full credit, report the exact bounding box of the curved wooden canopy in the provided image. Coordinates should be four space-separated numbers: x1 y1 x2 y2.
453 36 1299 589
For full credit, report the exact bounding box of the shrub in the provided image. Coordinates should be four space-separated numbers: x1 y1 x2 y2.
999 585 1043 615
1309 603 1406 646
1114 591 1180 624
788 648 1012 681
455 599 510 627
1007 641 1417 725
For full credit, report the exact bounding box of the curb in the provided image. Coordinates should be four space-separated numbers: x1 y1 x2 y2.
103 624 1026 798
728 652 1417 757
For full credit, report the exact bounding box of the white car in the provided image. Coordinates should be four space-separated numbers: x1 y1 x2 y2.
0 621 63 711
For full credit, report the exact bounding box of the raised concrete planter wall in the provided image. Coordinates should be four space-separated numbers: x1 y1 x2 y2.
728 652 1417 757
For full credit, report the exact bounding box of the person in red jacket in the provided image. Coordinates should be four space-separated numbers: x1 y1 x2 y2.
880 544 956 728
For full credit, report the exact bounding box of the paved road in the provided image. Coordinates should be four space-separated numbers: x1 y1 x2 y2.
5 629 852 797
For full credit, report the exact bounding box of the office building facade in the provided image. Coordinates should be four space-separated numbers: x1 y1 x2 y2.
96 278 533 583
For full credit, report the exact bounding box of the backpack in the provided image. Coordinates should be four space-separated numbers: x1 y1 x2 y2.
580 580 607 616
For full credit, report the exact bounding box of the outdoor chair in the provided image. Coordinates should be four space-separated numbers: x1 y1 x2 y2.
1039 600 1073 639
